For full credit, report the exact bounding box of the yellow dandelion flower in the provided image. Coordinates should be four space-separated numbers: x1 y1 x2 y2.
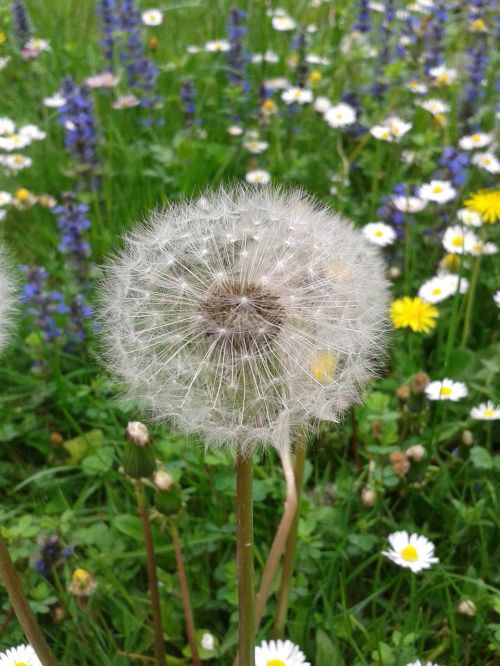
390 296 438 333
15 188 31 202
464 189 500 224
308 69 322 85
0 32 6 45
261 99 277 115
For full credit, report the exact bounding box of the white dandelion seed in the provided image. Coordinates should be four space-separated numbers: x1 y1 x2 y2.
98 186 389 455
0 247 16 355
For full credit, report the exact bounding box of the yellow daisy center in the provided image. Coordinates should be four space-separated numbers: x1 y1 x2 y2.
267 661 286 666
15 662 29 666
483 409 494 417
471 134 481 143
437 73 449 84
452 236 463 247
431 288 442 295
400 545 419 561
311 353 336 383
433 185 443 193
440 387 452 396
374 230 384 237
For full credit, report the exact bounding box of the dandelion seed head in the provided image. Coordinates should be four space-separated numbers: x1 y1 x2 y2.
99 186 390 454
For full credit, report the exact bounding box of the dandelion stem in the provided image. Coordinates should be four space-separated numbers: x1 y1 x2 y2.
273 442 307 639
235 451 255 666
170 521 201 666
136 486 167 666
460 255 481 348
0 533 60 666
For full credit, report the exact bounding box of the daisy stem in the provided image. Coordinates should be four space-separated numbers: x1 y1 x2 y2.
170 520 201 666
235 451 255 666
0 532 60 666
273 442 307 639
136 485 167 666
460 255 481 348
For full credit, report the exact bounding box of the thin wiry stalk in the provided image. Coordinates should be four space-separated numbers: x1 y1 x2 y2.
236 452 255 666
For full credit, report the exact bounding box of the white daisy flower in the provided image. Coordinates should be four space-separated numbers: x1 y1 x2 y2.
0 643 42 666
370 116 411 142
314 96 332 114
362 222 396 247
417 98 450 115
0 118 16 135
470 400 500 420
0 192 13 207
471 152 500 174
324 103 356 128
19 125 46 141
43 93 67 108
0 134 32 151
441 226 476 254
370 125 394 143
243 140 269 154
265 77 290 90
112 95 140 109
252 50 279 64
228 125 244 136
407 80 428 94
464 237 497 256
200 632 216 651
305 53 330 65
85 72 120 88
494 290 500 308
141 9 163 26
405 661 443 666
186 45 202 54
425 378 468 401
458 132 493 150
245 169 271 185
205 39 231 53
457 208 482 227
272 14 296 31
392 196 427 213
281 87 313 105
383 531 439 573
25 37 51 52
255 639 310 666
0 56 11 71
419 180 456 204
429 64 457 86
418 273 468 304
3 154 32 171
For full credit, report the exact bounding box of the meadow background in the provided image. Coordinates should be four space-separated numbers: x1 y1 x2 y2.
0 0 499 664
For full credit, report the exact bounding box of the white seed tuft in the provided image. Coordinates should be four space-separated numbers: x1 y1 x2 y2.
98 186 390 454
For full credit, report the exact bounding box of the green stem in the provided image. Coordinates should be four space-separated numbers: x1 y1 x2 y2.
273 443 307 639
136 486 167 666
460 255 481 348
170 521 201 666
236 452 255 666
0 533 59 666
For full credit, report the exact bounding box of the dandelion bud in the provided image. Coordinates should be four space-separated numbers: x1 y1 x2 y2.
154 469 174 492
123 422 156 479
457 599 477 617
406 444 425 461
390 451 410 477
361 487 377 507
461 430 474 446
397 385 411 401
69 568 97 597
0 247 16 355
126 421 150 447
99 187 389 454
410 371 430 394
155 479 182 517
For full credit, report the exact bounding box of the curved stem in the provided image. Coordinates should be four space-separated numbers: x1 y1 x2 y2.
170 521 201 666
136 486 167 666
460 255 481 348
0 533 59 666
235 452 255 666
273 443 307 639
254 449 297 631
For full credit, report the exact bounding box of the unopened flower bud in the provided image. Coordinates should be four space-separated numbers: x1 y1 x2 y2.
154 469 174 492
50 432 64 446
461 430 474 446
201 632 216 651
410 371 430 394
155 481 182 517
397 385 411 401
126 421 150 447
361 487 377 507
389 266 401 279
123 422 156 479
390 451 410 477
406 444 426 461
457 599 476 616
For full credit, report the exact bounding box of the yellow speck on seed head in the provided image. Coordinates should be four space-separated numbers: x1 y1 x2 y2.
311 352 336 383
400 545 418 561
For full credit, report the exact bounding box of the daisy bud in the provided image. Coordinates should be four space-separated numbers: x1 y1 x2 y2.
406 444 425 461
461 429 474 446
123 422 156 479
389 266 401 279
361 487 377 507
410 371 430 394
457 599 477 617
397 385 411 401
99 186 390 455
389 451 410 477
